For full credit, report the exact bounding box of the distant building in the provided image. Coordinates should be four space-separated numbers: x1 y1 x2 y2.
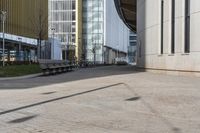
48 0 82 61
41 38 62 60
128 31 137 64
48 0 76 60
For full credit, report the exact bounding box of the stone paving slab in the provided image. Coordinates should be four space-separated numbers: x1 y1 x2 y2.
0 66 200 132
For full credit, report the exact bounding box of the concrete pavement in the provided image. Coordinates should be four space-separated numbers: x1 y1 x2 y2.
0 66 200 133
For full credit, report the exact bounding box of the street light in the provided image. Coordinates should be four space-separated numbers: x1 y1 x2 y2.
51 28 55 60
1 11 7 67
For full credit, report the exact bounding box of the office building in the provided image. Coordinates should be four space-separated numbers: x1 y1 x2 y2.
48 0 82 61
116 0 200 75
0 0 48 62
82 0 129 64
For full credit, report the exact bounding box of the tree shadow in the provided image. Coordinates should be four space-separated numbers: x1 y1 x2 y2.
0 83 123 116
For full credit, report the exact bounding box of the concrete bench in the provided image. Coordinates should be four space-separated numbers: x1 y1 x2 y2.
38 59 76 75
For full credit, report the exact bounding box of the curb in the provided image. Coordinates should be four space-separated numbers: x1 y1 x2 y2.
0 73 43 81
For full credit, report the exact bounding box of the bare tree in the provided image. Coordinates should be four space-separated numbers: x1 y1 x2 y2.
29 2 48 60
92 45 96 65
91 43 101 65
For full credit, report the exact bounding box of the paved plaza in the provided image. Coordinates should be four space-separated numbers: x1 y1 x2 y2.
0 66 200 133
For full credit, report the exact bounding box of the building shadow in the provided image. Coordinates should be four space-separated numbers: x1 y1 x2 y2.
0 65 144 89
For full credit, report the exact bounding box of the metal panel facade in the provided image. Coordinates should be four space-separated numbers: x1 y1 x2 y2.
0 0 48 40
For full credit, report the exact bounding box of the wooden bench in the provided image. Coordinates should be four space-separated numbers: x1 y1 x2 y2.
38 59 76 75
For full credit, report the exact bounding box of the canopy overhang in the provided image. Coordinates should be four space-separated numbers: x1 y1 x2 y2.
114 0 137 32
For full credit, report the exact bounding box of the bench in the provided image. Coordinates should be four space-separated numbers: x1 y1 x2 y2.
38 59 77 75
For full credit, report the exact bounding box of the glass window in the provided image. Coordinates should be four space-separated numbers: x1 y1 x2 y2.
185 0 190 53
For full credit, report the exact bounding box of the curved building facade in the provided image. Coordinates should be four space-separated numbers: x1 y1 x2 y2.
137 0 200 75
115 0 200 75
114 0 137 32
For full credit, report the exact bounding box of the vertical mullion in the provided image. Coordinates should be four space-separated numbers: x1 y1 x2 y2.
161 0 164 54
185 0 190 53
171 0 175 54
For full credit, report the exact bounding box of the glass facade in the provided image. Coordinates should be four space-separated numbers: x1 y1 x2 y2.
49 0 76 60
128 31 137 63
82 0 104 63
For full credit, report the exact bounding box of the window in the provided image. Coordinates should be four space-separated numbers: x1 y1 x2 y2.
185 0 190 53
130 36 137 41
130 42 137 46
72 1 76 10
72 12 76 21
161 0 164 54
171 0 175 54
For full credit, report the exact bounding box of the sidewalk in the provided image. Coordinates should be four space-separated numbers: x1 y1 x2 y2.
0 66 200 132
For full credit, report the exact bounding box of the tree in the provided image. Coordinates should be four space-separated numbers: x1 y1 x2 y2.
29 1 48 60
92 45 96 64
91 42 101 65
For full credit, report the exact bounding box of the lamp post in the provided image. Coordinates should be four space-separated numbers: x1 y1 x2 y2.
51 28 55 60
1 11 6 67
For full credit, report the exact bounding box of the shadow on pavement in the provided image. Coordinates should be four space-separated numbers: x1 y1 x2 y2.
125 96 141 101
0 65 143 89
8 115 38 124
1 81 181 133
123 83 182 133
41 91 57 95
0 83 123 116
